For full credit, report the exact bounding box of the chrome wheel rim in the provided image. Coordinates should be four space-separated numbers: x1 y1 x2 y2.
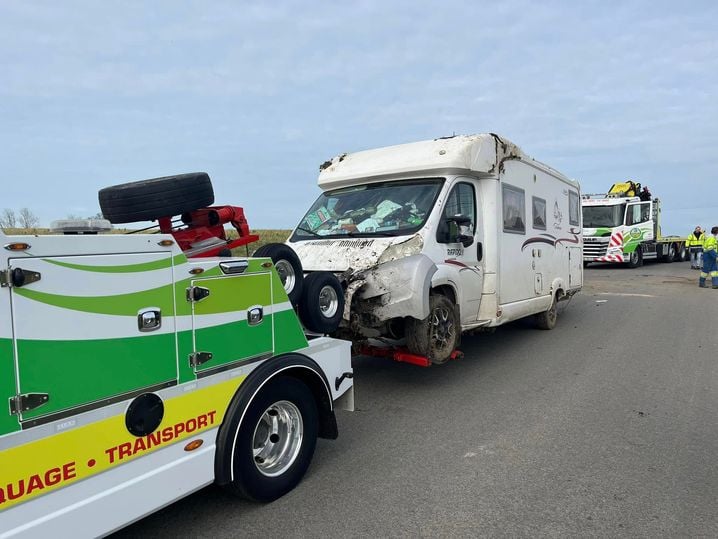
274 260 296 294
318 285 339 318
430 305 455 348
252 400 303 477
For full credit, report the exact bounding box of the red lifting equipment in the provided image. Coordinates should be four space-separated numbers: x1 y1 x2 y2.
359 345 464 367
157 205 259 258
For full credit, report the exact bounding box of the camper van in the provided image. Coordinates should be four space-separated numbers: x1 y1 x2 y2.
283 134 583 364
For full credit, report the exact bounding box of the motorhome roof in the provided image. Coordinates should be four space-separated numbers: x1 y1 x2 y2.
318 134 576 190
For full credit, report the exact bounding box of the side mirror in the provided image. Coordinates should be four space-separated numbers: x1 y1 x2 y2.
446 214 474 248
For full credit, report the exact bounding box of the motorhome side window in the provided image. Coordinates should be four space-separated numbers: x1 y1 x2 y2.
532 196 547 230
568 190 580 226
502 183 525 234
437 182 476 243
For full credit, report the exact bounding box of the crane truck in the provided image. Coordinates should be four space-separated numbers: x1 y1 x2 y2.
582 181 687 268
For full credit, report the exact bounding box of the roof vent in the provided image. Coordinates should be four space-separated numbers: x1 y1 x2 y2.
50 219 113 235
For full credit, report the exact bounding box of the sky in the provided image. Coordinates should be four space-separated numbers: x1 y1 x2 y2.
1 0 717 233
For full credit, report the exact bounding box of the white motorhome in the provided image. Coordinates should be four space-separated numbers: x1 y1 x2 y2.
286 134 583 364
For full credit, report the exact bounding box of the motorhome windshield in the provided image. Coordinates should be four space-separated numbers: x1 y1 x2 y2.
582 204 626 228
291 178 444 240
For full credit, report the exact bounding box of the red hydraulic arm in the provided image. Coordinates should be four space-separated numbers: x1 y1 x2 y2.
157 205 259 258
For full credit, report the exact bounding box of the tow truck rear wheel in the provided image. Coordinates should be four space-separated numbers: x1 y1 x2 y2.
98 172 214 224
253 243 304 306
406 294 459 365
223 376 318 502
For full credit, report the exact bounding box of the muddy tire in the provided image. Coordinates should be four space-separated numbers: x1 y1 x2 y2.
406 294 459 365
253 243 304 306
298 272 344 334
535 295 558 330
99 172 214 224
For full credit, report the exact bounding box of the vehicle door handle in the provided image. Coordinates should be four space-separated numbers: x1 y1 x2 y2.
476 242 483 261
138 308 162 332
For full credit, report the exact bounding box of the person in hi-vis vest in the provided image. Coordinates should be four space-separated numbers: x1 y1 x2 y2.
686 226 706 269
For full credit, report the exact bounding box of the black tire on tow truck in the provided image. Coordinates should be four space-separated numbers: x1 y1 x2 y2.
298 271 344 334
221 376 318 502
98 172 214 224
253 243 305 306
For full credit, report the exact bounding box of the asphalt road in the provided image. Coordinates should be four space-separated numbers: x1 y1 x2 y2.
116 261 718 538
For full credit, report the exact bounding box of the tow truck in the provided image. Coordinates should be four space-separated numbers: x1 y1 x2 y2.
0 173 353 537
582 181 687 267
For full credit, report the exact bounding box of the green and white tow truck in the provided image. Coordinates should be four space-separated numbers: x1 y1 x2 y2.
0 173 353 537
582 182 687 268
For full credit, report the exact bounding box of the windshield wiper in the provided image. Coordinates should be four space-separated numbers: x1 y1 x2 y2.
295 226 322 238
344 230 400 237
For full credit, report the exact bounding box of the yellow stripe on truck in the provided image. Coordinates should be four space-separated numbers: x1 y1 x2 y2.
0 376 245 510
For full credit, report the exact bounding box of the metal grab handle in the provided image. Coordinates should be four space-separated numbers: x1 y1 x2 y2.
219 260 249 274
248 306 263 326
138 308 162 332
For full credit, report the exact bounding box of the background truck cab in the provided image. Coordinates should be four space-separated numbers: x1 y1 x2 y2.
287 134 583 364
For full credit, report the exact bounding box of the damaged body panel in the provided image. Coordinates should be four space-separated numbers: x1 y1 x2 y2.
291 235 435 323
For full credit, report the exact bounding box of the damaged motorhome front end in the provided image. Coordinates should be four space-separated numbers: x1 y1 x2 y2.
290 232 436 332
287 134 582 363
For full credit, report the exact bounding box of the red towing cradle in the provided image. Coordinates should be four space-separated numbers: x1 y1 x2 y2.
359 345 464 367
155 205 259 258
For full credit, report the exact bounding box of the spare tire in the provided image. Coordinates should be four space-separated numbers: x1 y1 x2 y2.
253 243 304 306
298 272 344 334
99 172 214 224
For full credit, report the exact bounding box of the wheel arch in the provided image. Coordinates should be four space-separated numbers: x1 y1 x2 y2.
214 353 336 486
549 277 566 301
431 283 457 304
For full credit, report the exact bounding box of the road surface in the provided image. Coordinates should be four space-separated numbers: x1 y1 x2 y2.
116 261 718 537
